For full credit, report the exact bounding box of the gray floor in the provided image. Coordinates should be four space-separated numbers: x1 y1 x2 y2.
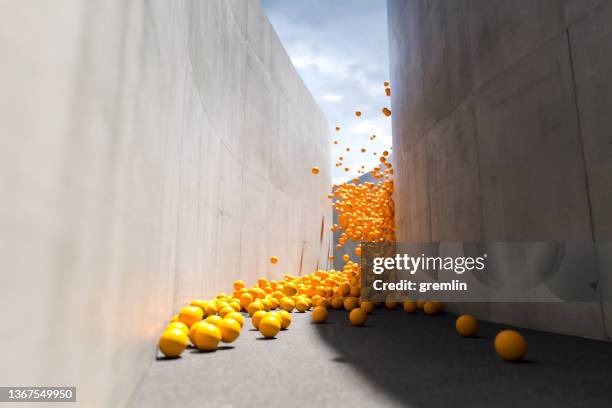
132 307 612 408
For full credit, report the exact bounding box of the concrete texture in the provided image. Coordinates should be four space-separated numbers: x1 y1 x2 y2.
388 0 612 338
135 308 612 408
0 1 330 406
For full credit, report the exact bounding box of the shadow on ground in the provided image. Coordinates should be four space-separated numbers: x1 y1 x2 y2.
314 307 612 407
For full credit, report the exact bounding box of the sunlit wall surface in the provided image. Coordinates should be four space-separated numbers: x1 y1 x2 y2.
0 0 331 405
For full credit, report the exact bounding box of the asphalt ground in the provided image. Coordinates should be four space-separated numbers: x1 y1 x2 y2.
133 307 612 408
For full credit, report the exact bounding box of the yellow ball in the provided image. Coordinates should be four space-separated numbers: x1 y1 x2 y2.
331 296 345 309
240 293 254 308
234 280 246 291
360 301 374 314
259 315 281 338
252 310 268 329
349 308 367 326
311 306 328 323
265 311 282 325
270 256 279 264
178 306 204 328
230 301 241 312
283 283 298 296
188 320 209 345
225 312 245 328
317 298 330 309
218 318 241 343
494 330 527 361
159 329 188 358
278 310 292 329
343 296 359 311
204 302 217 316
280 297 295 312
194 323 222 351
455 315 478 337
403 300 417 313
424 301 439 315
205 315 223 326
165 321 189 335
295 298 309 312
247 301 263 316
261 298 272 311
311 166 320 174
219 306 235 318
385 300 397 309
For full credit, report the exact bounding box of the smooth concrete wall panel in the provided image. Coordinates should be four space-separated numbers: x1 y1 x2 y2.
426 100 481 242
569 0 612 242
475 33 592 241
568 1 612 337
388 0 425 151
388 0 612 338
445 0 474 110
466 0 565 88
420 0 451 130
0 0 330 406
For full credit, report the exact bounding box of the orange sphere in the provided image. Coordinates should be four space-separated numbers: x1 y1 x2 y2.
423 301 439 315
455 315 478 337
403 300 417 313
311 306 328 323
494 330 527 361
349 308 367 326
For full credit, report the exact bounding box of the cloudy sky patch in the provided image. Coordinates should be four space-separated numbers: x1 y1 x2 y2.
261 0 391 184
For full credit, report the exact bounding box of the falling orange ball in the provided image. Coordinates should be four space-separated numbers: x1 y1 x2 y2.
382 107 391 117
383 81 389 87
355 110 362 117
335 126 340 131
270 256 279 264
311 166 319 174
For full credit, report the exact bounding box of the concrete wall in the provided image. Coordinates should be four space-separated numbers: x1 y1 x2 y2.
0 1 330 406
388 0 612 338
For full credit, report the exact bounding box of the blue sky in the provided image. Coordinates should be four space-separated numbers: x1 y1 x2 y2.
261 0 391 184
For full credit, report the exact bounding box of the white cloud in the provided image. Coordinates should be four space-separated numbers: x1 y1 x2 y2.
321 93 343 102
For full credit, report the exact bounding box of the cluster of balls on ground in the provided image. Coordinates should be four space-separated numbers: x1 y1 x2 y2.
159 263 527 362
